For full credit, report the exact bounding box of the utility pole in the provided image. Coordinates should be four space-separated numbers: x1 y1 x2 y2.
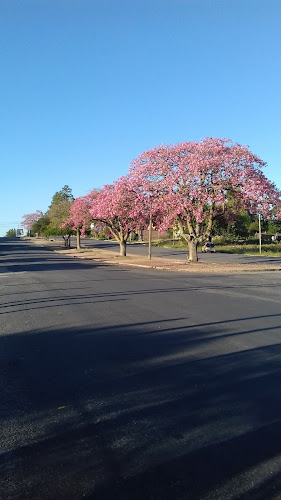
148 200 152 260
258 213 262 255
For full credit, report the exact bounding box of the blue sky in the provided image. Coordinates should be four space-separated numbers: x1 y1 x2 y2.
0 0 280 235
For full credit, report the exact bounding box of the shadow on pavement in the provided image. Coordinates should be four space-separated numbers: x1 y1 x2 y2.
0 241 106 273
1 317 281 499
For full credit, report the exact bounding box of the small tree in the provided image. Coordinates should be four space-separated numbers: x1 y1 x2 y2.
21 211 43 235
89 177 147 256
130 138 281 261
31 216 51 237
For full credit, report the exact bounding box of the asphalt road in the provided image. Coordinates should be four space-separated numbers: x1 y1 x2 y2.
1 238 281 499
79 237 281 265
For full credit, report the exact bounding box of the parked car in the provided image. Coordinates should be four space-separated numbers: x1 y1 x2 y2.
202 242 216 253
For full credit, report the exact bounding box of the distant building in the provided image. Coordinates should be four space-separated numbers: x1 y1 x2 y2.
142 229 170 241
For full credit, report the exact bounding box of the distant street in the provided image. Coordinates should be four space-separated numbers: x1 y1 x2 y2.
1 238 281 499
59 236 281 266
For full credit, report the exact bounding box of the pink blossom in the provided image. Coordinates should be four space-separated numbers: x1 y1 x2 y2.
89 177 149 256
21 210 43 231
129 138 281 261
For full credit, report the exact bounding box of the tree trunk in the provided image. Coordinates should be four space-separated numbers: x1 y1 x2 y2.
65 234 71 248
76 229 81 250
188 239 198 262
119 240 126 256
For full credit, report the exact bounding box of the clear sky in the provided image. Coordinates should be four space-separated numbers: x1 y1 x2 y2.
0 0 280 235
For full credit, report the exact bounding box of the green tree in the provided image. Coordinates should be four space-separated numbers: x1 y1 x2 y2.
212 212 229 236
268 221 281 234
231 211 252 238
31 216 51 236
5 228 16 237
248 220 260 236
50 185 74 205
48 185 74 246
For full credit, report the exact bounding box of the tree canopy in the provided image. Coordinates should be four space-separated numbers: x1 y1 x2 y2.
129 138 281 260
48 185 74 246
21 211 43 231
89 177 148 256
62 189 99 249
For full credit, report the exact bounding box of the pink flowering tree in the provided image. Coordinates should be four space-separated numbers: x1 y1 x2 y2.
127 170 172 258
21 211 43 234
130 138 281 261
89 176 148 256
62 190 99 249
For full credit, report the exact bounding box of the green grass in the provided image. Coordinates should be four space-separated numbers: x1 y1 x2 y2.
216 244 281 257
151 239 186 249
150 239 281 257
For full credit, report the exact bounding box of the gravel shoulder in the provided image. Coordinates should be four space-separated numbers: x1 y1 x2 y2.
27 238 281 274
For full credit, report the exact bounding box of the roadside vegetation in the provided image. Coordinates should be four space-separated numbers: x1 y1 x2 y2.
214 244 281 257
20 138 281 262
151 238 281 257
5 228 17 237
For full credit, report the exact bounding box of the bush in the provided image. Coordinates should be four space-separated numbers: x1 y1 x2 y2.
5 228 16 237
248 222 259 235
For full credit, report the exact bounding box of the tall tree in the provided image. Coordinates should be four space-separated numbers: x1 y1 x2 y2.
50 185 74 205
48 186 74 246
130 138 281 261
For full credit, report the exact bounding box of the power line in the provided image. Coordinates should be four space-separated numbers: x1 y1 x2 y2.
0 222 21 225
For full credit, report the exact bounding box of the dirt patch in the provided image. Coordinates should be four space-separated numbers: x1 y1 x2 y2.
27 238 281 274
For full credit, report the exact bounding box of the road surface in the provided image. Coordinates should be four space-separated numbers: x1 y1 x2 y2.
80 237 281 265
1 238 281 499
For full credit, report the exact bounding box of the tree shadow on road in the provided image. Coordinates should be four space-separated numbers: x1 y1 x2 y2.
1 316 281 499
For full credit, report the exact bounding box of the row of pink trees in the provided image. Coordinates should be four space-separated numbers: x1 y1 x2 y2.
27 138 280 262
